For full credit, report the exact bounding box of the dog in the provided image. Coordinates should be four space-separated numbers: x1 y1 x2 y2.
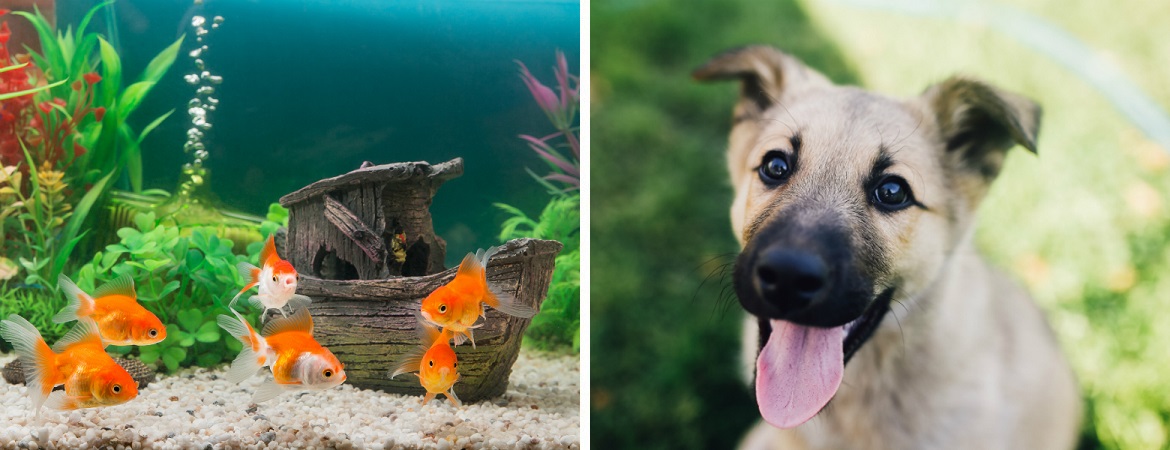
692 46 1081 449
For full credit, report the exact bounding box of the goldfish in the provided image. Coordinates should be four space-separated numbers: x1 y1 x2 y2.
389 322 461 406
217 307 346 403
232 235 311 317
420 246 536 347
55 274 166 346
0 315 139 415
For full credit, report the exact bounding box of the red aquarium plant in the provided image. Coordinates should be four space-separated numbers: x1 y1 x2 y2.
516 50 580 192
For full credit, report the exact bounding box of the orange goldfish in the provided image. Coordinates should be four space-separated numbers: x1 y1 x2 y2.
217 307 346 403
232 235 311 317
55 274 166 346
419 246 536 347
389 322 461 406
0 315 138 415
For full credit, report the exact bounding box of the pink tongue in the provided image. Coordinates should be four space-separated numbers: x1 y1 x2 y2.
755 319 845 428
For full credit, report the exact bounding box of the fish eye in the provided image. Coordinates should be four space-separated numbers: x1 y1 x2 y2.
112 384 121 394
438 305 447 313
272 275 278 282
428 360 434 367
453 362 457 368
323 369 333 378
148 329 158 338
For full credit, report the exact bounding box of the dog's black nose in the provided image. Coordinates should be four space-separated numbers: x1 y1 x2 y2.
754 248 826 312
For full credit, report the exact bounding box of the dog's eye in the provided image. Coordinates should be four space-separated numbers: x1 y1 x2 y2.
873 176 914 210
758 151 791 185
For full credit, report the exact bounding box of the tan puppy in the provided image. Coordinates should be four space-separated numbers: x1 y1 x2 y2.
693 46 1080 449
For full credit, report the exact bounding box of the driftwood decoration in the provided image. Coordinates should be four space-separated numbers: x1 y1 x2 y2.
279 158 464 280
279 159 563 402
298 238 561 402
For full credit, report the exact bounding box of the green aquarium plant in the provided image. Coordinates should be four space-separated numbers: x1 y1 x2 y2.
0 3 182 288
497 195 580 352
500 50 581 352
72 205 288 372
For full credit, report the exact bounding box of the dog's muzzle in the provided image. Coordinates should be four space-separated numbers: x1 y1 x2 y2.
734 217 871 328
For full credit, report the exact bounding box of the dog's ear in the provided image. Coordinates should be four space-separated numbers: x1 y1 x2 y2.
921 77 1041 180
693 46 831 120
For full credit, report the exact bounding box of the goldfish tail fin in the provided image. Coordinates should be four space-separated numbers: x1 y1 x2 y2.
252 380 286 403
477 245 501 267
447 388 462 407
53 274 95 324
389 345 426 379
226 346 264 384
43 391 85 411
217 311 269 384
484 284 536 318
0 315 59 413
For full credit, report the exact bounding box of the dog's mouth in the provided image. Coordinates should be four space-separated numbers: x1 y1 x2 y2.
754 288 894 429
841 288 894 363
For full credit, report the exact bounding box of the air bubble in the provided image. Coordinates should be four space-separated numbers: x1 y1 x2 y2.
192 16 206 27
184 74 200 85
189 48 202 58
213 16 224 24
197 86 215 95
208 76 223 85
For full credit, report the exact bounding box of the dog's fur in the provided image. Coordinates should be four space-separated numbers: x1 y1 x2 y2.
694 46 1081 449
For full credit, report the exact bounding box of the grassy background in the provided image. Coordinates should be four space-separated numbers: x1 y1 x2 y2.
590 0 1170 448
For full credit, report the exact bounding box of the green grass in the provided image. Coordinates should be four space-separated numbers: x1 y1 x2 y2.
592 0 1170 448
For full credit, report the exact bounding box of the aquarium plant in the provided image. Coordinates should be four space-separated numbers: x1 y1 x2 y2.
502 50 580 352
0 3 182 291
516 50 580 193
72 205 287 372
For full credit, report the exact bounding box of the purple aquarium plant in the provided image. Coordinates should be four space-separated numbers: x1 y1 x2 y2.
516 50 579 192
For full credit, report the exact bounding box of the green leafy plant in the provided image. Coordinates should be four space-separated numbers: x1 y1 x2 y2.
72 206 288 372
77 204 289 371
0 286 67 352
497 194 580 352
14 2 183 193
0 2 181 288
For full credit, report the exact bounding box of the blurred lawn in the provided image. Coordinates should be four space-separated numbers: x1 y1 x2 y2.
591 0 1170 449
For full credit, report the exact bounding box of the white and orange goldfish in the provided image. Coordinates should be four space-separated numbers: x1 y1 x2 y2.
232 235 310 317
217 307 346 403
389 322 461 406
419 246 536 347
55 274 166 346
0 315 139 415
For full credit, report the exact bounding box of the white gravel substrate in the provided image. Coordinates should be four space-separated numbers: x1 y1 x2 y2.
0 349 579 449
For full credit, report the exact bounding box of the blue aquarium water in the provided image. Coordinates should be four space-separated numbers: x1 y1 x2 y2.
62 0 580 266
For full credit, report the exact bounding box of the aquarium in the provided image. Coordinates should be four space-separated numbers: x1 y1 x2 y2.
0 0 580 448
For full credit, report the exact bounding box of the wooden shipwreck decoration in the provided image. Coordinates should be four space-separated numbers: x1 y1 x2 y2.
278 158 562 402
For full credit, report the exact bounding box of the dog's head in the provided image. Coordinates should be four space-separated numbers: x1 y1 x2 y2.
694 45 1040 428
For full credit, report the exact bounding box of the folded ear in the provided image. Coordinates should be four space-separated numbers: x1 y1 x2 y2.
693 45 831 121
921 77 1041 180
